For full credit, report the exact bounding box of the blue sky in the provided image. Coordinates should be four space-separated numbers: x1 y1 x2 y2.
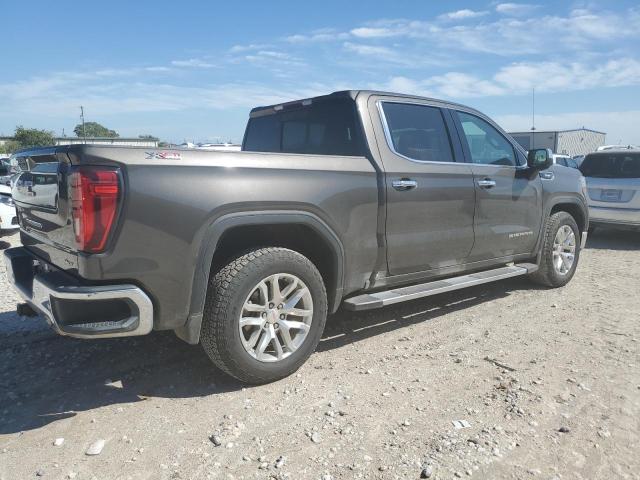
1 0 639 144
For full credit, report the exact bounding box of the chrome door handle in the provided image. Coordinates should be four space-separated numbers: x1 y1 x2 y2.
392 179 418 191
477 179 496 189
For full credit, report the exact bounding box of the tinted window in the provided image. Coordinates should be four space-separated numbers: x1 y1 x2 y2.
243 99 364 156
243 115 280 152
566 158 578 169
456 112 517 166
381 102 453 162
556 158 567 166
580 153 640 178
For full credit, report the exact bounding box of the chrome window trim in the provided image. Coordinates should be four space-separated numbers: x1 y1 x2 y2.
376 100 464 167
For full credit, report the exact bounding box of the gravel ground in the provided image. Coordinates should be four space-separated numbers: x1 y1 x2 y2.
1 229 639 480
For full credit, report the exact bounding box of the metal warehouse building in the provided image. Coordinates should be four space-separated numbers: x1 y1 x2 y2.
509 128 606 157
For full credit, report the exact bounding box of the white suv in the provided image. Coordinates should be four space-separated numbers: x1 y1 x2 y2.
580 151 640 231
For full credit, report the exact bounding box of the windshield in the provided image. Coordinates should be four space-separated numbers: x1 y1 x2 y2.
579 152 640 179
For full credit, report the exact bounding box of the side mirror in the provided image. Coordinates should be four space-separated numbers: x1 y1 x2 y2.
527 148 553 170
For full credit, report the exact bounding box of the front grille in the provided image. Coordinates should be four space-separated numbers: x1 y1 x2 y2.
17 157 29 171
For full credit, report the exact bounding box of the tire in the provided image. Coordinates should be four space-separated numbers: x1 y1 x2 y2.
530 211 581 287
200 247 327 384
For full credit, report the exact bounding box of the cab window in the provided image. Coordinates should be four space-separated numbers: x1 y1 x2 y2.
381 102 454 163
456 112 518 166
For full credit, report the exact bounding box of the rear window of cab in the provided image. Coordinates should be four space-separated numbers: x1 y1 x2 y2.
243 99 365 157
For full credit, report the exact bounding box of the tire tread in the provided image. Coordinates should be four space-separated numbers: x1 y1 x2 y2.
200 247 326 384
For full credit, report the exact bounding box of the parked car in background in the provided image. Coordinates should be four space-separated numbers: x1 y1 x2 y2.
1 158 14 186
5 90 588 383
551 154 580 169
572 155 585 167
580 151 640 231
0 184 19 236
596 144 639 152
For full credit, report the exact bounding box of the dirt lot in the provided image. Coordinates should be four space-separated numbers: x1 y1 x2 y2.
1 230 639 480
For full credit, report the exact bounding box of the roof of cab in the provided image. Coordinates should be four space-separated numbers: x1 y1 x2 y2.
249 90 473 117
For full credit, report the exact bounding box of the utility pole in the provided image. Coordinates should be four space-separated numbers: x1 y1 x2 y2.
531 87 536 150
80 106 86 143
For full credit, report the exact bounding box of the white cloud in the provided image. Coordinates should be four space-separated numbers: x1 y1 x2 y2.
495 3 540 16
494 58 640 93
0 69 335 120
285 29 349 43
350 27 397 38
340 8 640 56
242 50 305 68
170 58 216 68
439 9 489 21
372 58 640 99
343 42 397 57
144 66 172 73
229 43 269 53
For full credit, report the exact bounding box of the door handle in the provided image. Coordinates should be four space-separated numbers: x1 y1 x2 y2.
477 179 496 189
392 179 418 191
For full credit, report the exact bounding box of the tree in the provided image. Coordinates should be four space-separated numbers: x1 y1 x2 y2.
138 134 159 141
0 140 21 155
73 122 119 138
13 126 56 149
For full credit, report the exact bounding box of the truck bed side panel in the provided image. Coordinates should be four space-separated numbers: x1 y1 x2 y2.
18 146 379 330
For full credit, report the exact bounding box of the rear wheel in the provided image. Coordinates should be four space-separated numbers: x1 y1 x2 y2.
200 247 327 384
530 211 581 287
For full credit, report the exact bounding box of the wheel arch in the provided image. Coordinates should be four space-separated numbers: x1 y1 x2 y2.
549 199 588 234
176 211 345 344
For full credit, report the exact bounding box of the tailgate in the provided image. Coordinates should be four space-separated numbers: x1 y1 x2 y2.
12 149 78 266
586 177 640 210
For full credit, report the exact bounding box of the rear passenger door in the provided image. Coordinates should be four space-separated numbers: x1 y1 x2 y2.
371 98 476 276
451 110 542 262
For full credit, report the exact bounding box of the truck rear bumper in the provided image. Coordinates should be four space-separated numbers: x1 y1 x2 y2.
3 247 154 339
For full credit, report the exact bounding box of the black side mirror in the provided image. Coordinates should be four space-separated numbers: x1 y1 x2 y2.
527 148 553 170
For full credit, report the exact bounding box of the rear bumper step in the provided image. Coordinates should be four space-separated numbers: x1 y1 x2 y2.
344 263 538 311
3 247 153 338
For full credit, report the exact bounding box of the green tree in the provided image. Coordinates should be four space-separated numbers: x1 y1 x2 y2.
138 134 159 141
73 122 119 138
0 140 21 155
13 126 56 149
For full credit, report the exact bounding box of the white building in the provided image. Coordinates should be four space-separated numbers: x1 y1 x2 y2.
509 128 606 156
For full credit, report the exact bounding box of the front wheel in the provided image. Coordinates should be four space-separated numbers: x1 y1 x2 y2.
200 247 327 384
530 211 581 287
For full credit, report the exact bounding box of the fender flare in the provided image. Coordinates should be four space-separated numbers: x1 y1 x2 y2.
545 195 589 229
175 210 345 344
534 195 589 262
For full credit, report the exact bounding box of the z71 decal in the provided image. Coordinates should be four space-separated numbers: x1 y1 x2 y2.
145 151 182 160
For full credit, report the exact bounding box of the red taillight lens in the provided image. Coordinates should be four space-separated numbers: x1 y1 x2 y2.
70 167 120 253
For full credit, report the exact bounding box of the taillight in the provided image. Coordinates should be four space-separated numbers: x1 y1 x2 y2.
70 166 121 253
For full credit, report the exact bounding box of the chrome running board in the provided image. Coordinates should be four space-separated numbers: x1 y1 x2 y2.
344 263 538 311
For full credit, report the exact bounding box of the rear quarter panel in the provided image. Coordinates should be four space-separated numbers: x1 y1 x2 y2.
71 147 379 330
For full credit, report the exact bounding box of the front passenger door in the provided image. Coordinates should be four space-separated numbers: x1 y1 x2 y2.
453 110 543 262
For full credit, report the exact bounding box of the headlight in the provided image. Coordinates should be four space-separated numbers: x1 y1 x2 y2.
0 195 14 207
